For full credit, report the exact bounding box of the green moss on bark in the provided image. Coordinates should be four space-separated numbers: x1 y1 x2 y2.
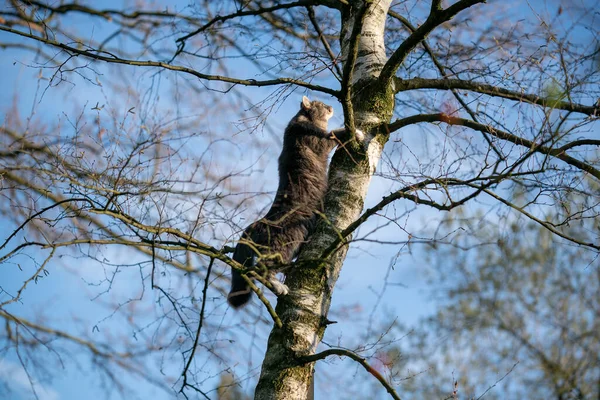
353 78 395 125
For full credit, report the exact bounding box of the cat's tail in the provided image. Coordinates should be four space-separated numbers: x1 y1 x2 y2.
227 236 255 308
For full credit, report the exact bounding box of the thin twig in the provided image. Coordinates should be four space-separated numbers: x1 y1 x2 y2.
380 0 485 83
340 1 370 135
244 276 283 329
299 348 402 400
306 6 343 78
180 258 214 396
0 25 340 97
393 77 599 116
387 113 600 180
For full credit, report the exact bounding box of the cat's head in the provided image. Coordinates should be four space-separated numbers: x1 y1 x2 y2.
300 96 334 129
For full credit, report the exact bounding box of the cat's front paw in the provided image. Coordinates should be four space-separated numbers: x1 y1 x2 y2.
355 129 365 141
268 277 289 296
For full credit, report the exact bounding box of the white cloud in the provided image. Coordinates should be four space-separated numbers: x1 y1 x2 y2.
0 359 59 400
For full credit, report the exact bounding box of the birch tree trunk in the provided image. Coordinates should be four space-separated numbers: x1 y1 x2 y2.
254 2 395 398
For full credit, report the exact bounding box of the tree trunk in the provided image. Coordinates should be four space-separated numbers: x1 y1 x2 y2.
254 1 394 399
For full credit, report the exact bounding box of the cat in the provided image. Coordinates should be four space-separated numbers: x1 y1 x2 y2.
227 96 363 308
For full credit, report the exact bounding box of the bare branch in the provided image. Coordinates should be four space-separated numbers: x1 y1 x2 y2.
245 278 283 329
306 6 343 78
387 10 504 157
173 1 334 58
480 187 600 250
318 175 502 260
0 248 55 307
340 1 370 135
0 198 90 252
12 0 201 22
394 77 599 116
1 310 138 359
387 113 600 180
180 258 214 394
379 0 486 83
0 25 340 97
298 348 402 400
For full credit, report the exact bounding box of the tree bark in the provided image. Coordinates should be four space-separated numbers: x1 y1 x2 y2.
254 1 394 399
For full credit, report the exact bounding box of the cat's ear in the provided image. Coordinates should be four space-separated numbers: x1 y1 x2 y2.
301 96 311 110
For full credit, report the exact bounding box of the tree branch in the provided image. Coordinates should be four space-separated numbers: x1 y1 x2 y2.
0 309 136 359
298 348 402 400
394 77 599 116
12 0 201 22
340 1 370 135
174 1 318 56
0 248 55 307
306 5 343 78
387 113 600 180
0 25 340 97
1 170 197 274
379 0 485 83
318 174 509 260
0 231 230 272
387 10 504 157
1 309 171 393
480 187 600 250
244 277 283 329
0 197 90 252
318 130 575 261
180 258 214 394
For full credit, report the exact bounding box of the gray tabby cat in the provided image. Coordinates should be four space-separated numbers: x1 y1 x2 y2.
228 96 362 308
